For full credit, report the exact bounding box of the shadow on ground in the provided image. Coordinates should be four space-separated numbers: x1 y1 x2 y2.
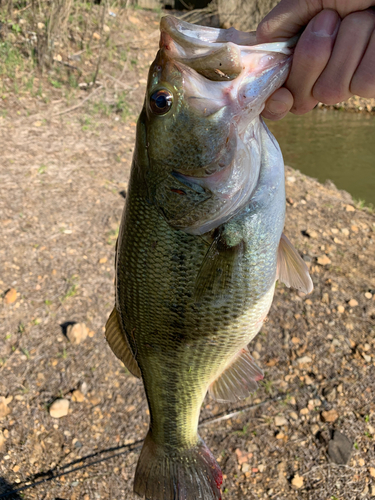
0 478 22 500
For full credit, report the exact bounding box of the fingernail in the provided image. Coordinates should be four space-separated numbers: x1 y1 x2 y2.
311 9 339 37
266 98 288 116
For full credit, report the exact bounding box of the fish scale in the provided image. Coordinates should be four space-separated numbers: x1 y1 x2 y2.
106 15 313 500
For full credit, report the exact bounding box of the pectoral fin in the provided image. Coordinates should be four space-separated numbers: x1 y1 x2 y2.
194 229 245 302
105 308 141 378
277 233 313 294
209 348 263 403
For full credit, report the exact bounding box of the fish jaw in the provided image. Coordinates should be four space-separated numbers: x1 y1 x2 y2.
143 16 293 235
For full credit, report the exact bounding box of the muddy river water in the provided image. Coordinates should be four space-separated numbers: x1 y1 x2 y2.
267 109 375 206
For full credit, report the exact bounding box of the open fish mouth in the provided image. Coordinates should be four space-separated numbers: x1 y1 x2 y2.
149 16 296 235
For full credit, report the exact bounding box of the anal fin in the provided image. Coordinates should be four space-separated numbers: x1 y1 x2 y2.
209 348 263 403
105 308 141 378
277 233 313 294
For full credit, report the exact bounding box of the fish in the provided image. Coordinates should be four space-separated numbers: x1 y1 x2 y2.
105 15 313 500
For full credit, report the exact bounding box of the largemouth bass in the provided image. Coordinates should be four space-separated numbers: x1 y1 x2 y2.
105 15 313 500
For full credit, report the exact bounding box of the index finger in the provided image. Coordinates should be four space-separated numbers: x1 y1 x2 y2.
257 0 375 41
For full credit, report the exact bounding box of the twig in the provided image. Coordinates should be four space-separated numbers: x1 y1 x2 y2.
53 86 103 117
199 395 284 427
106 74 132 89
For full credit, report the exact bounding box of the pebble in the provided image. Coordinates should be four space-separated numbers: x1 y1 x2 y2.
99 257 107 264
337 305 345 313
37 22 44 29
365 292 372 299
345 205 355 212
291 474 304 489
49 399 70 418
348 299 358 307
275 416 288 426
317 255 331 266
286 176 296 183
4 288 17 304
369 467 375 478
311 424 320 435
297 356 312 364
0 431 5 451
321 409 338 422
290 412 298 421
71 390 85 403
328 430 352 464
0 396 12 418
66 323 88 345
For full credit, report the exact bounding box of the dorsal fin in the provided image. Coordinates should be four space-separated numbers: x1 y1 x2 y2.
105 308 141 378
277 233 313 294
209 348 263 403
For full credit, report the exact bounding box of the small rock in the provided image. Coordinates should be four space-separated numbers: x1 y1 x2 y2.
369 467 375 478
99 257 107 264
348 299 358 307
80 381 88 395
317 255 331 266
49 399 70 418
311 424 320 435
286 176 296 183
54 54 62 62
71 390 85 403
242 463 250 472
0 396 12 419
276 432 285 439
363 354 371 363
341 228 349 236
321 409 338 423
13 465 19 472
328 430 352 464
93 32 101 40
345 204 355 212
103 24 110 33
0 431 5 451
365 292 372 299
300 408 309 415
297 355 312 364
290 412 298 421
88 330 95 337
66 323 88 345
37 22 44 29
308 230 318 239
275 416 288 426
4 288 17 304
291 474 304 489
337 305 345 313
322 292 330 304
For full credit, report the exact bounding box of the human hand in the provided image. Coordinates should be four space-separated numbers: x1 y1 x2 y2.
257 1 375 120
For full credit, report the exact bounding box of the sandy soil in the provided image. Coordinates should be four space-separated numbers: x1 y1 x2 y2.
1 9 375 500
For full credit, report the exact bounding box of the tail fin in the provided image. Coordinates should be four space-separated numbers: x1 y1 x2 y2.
134 431 222 500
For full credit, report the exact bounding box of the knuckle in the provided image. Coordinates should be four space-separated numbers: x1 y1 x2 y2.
313 82 348 105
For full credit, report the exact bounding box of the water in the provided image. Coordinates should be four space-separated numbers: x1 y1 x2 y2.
266 109 375 206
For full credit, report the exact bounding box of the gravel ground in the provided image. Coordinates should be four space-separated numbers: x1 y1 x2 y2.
1 9 375 500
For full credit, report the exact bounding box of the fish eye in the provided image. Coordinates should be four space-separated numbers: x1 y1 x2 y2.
150 89 173 115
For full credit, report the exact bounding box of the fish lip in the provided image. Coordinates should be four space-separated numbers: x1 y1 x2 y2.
161 14 297 54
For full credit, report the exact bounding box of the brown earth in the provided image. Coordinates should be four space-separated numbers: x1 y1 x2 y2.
1 8 375 500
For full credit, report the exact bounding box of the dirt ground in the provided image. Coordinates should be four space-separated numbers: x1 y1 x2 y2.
1 8 375 500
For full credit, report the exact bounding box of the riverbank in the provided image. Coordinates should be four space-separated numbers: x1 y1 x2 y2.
1 8 375 500
318 95 375 113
